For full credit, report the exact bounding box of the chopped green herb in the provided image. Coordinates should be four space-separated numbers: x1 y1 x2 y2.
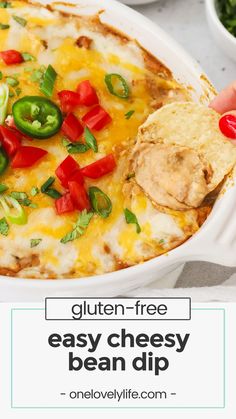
125 110 135 120
0 183 8 193
0 71 2 80
61 210 93 244
41 176 62 199
0 23 10 29
0 217 9 236
22 52 35 62
13 15 27 27
63 139 89 154
62 138 70 147
126 172 135 180
30 186 39 197
40 64 57 98
159 239 165 245
30 238 42 248
15 87 21 96
6 76 19 87
9 91 15 98
84 126 98 152
124 208 141 234
0 2 12 8
89 187 112 218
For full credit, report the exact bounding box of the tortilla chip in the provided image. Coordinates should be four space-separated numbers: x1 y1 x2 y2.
137 102 236 193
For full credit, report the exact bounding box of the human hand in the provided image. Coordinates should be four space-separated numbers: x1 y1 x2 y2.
210 82 236 140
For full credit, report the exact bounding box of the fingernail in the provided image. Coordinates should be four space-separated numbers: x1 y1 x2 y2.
219 114 236 139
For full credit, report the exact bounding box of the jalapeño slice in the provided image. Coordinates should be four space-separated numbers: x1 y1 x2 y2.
12 96 63 139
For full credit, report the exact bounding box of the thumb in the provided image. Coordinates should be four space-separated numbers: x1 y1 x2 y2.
210 81 236 114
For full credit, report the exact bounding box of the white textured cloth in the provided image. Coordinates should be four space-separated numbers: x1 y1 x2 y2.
126 263 236 302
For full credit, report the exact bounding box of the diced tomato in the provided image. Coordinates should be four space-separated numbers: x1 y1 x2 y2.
82 105 112 131
55 193 75 215
76 80 99 106
55 155 81 188
0 50 23 65
5 115 32 141
11 146 47 168
5 115 16 129
69 169 84 185
58 90 80 113
0 126 21 157
81 154 116 179
62 113 84 142
68 181 91 211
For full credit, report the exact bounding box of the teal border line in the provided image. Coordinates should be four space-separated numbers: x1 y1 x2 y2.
10 307 226 410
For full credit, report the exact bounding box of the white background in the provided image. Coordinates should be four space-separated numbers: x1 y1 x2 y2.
0 303 236 418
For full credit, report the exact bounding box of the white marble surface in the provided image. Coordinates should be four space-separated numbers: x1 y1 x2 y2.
133 0 236 91
129 0 236 288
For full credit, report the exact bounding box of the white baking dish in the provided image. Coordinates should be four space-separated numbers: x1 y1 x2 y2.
1 0 236 301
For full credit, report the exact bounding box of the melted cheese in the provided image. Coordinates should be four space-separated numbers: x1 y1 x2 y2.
0 1 201 279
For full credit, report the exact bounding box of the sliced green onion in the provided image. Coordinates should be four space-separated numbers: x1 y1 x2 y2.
11 192 38 208
10 191 27 200
0 2 12 8
41 176 62 199
89 186 112 219
40 64 57 98
125 110 135 120
85 126 98 153
44 188 61 199
13 15 27 27
30 186 39 197
0 83 9 124
30 68 44 83
6 76 19 87
41 176 55 192
0 23 10 29
10 191 37 208
22 52 35 62
0 217 9 235
124 208 141 234
30 238 42 248
105 73 130 99
0 196 27 225
0 72 2 80
0 184 8 193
